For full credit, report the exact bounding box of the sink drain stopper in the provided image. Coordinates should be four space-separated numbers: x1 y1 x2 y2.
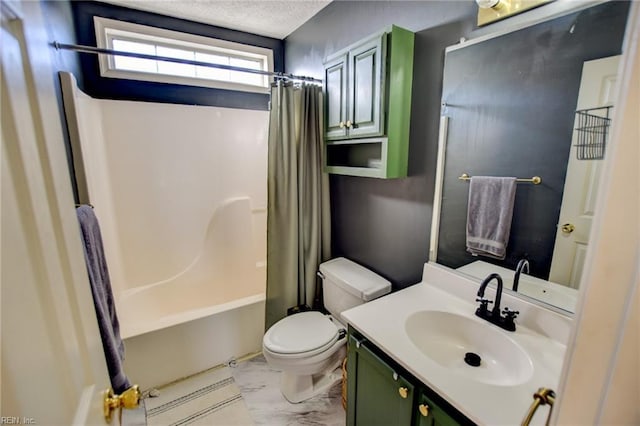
464 352 481 367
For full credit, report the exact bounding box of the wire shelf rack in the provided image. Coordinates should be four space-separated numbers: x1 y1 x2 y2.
574 106 612 160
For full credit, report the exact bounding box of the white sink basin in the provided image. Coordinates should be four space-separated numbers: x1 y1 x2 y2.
405 310 534 386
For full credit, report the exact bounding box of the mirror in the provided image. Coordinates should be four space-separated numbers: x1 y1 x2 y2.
432 1 630 313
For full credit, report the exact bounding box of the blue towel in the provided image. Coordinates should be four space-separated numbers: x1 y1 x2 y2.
76 205 131 394
466 176 517 260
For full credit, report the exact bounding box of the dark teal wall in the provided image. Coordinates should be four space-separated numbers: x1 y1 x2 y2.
436 1 629 279
70 1 285 110
285 1 478 288
43 0 284 202
285 1 628 288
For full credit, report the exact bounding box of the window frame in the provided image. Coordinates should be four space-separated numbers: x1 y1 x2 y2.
94 16 274 94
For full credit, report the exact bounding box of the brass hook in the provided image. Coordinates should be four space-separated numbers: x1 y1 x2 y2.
521 387 556 426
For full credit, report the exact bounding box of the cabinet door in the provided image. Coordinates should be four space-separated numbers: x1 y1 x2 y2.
324 53 348 140
347 33 386 138
347 334 414 426
415 391 460 426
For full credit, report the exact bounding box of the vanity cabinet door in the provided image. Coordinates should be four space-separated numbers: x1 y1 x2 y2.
347 334 414 426
414 390 460 426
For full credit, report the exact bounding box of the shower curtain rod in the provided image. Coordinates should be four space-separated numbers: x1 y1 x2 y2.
52 42 323 84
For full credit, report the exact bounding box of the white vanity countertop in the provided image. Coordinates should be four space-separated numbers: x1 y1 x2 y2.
342 270 568 426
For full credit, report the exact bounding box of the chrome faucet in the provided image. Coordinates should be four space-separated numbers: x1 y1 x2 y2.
513 259 530 292
476 273 519 332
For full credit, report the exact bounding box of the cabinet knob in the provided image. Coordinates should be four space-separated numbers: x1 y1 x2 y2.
419 404 429 417
346 120 353 128
398 387 408 399
339 121 346 128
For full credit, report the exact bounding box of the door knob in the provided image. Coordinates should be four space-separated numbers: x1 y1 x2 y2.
104 385 140 423
398 387 408 399
561 223 575 234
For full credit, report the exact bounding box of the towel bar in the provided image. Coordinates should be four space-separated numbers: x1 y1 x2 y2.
459 173 542 185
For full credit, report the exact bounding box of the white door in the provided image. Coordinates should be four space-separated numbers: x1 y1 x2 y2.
2 2 112 424
549 55 620 288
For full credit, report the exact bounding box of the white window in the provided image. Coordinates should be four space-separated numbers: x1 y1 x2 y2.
94 17 273 93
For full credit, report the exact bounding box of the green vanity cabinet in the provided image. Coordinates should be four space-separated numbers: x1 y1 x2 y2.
323 25 414 178
346 333 414 425
415 391 460 426
347 328 473 426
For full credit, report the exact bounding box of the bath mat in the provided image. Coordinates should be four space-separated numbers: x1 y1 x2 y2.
146 366 254 426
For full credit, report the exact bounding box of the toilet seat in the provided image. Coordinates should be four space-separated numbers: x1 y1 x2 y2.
263 311 340 358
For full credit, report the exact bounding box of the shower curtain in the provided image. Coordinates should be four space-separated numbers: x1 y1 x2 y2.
265 81 331 330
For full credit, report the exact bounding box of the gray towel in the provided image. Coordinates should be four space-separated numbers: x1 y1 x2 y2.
76 205 131 394
466 176 517 260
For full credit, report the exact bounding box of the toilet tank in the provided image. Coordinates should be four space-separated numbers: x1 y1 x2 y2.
319 257 391 322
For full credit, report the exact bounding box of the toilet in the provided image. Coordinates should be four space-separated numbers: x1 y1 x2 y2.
262 257 391 403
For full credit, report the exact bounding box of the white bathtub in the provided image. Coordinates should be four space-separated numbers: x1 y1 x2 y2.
120 285 265 389
118 281 264 340
116 198 267 388
117 196 264 340
119 278 266 389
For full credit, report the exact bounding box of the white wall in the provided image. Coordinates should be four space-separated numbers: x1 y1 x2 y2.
600 282 640 424
555 5 640 423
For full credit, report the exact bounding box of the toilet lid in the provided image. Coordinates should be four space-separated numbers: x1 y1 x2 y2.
263 311 339 355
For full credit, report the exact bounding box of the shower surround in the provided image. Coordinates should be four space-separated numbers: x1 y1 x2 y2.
61 73 268 387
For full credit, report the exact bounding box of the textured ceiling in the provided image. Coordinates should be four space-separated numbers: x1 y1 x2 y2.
102 0 332 39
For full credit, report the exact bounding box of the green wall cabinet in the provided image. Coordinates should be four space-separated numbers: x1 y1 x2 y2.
347 328 474 426
324 26 414 178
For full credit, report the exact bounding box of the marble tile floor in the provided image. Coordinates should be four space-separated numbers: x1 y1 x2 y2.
231 354 346 426
123 353 346 426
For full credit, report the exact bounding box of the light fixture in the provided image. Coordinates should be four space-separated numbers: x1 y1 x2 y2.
476 0 553 27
